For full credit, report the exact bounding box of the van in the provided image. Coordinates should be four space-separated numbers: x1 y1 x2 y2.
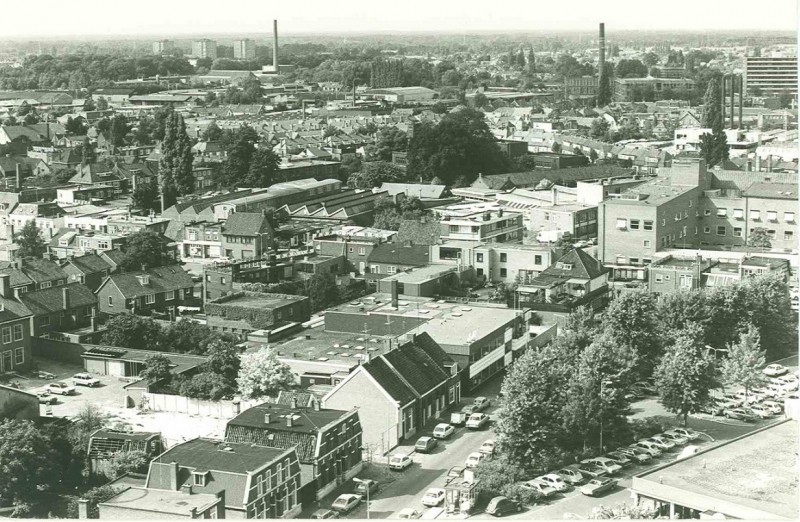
450 411 467 426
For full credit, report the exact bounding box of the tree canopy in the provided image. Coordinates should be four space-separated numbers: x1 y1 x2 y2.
14 220 46 259
237 348 295 399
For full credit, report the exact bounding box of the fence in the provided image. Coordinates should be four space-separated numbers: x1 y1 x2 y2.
140 392 262 419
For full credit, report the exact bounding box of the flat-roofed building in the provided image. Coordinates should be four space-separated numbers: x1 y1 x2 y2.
745 56 798 96
234 39 256 60
191 39 217 59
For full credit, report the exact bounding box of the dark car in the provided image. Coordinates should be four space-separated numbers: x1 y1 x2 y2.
415 436 438 453
355 479 379 496
576 462 607 479
485 496 522 517
311 509 339 519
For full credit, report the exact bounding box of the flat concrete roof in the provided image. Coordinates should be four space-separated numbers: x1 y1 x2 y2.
213 293 306 309
101 486 219 516
634 420 799 520
418 305 519 346
263 327 392 367
382 265 457 284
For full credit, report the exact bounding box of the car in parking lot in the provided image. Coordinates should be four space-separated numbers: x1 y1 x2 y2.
763 364 788 377
461 404 478 416
615 447 652 463
780 378 799 391
724 407 756 421
415 436 438 453
433 423 455 439
604 451 632 467
700 399 726 416
580 477 617 497
631 441 662 457
479 440 495 456
355 479 379 496
555 466 585 485
331 494 360 513
473 396 491 411
721 393 744 408
519 479 557 499
537 474 571 492
45 382 75 395
748 404 773 419
72 373 100 387
465 413 489 429
36 391 58 404
421 487 446 507
762 400 784 414
581 457 622 475
659 432 688 445
668 428 700 441
311 509 339 519
389 454 413 471
645 436 675 451
765 383 786 398
465 452 485 469
734 390 762 405
485 496 522 516
576 462 607 479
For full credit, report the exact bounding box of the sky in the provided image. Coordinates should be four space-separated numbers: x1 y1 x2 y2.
2 0 797 38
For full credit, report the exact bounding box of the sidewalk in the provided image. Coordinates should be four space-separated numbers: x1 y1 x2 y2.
298 462 398 518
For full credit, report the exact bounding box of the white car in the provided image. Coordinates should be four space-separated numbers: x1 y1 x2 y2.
45 382 76 395
749 404 773 419
397 508 421 519
479 440 496 456
432 423 455 439
421 487 446 507
465 452 485 469
581 457 622 475
763 364 788 377
779 377 799 391
669 428 700 441
331 494 361 513
465 413 489 429
519 479 557 498
537 474 570 492
389 454 413 471
762 400 783 414
72 373 100 387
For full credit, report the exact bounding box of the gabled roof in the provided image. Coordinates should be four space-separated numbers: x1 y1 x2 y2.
540 248 608 280
19 283 97 315
380 183 448 200
363 357 417 405
16 258 68 284
101 265 193 298
366 243 429 266
222 212 274 237
64 253 112 274
70 163 121 185
99 249 127 270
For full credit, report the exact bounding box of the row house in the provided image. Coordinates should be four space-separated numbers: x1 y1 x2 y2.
48 229 127 259
96 265 196 320
61 253 113 291
0 276 33 373
19 283 98 337
0 258 69 294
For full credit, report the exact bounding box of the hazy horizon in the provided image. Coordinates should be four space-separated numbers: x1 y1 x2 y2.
1 0 796 39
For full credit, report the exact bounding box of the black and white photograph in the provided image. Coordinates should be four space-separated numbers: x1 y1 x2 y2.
0 0 797 519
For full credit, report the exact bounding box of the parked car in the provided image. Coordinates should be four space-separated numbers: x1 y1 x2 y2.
415 436 438 453
668 428 700 441
748 404 773 419
734 390 763 405
72 373 100 387
519 479 557 499
699 399 726 416
615 447 652 464
724 407 756 422
473 396 491 411
311 509 339 519
763 364 788 377
479 440 496 456
485 496 522 517
659 432 689 445
645 436 676 451
722 393 744 408
36 391 58 405
604 451 632 467
555 466 585 485
465 413 489 429
580 477 618 497
450 412 468 426
536 474 571 492
583 457 622 475
433 423 455 439
465 452 485 469
762 400 784 414
355 479 379 496
780 378 799 392
461 404 478 415
331 494 360 513
780 373 798 383
389 454 413 471
765 383 786 398
397 508 421 519
576 462 607 479
631 441 662 457
421 488 446 507
45 382 75 396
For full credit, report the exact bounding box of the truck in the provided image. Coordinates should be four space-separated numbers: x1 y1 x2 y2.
536 230 566 243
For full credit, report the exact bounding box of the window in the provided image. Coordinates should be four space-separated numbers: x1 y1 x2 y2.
675 213 681 221
767 229 776 238
643 240 651 247
716 208 727 217
630 258 639 265
499 253 507 262
767 211 778 222
449 225 459 233
733 209 744 219
665 275 671 281
616 255 627 265
476 268 484 276
193 472 207 487
145 294 156 305
476 253 484 263
643 220 653 231
370 265 380 274
750 210 760 220
785 231 794 241
40 282 52 289
14 347 23 365
220 277 226 284
165 291 175 301
655 274 663 283
616 218 627 230
500 268 507 277
13 324 22 341
716 226 726 236
358 247 366 255
471 226 479 233
733 227 742 237
2 327 10 344
679 275 693 289
387 266 397 274
704 209 711 216
348 247 354 253
630 219 640 230
785 212 795 223
108 296 113 307
704 226 711 234
643 258 652 265
534 255 542 264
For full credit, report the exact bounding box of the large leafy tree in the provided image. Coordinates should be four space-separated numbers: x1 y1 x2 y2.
109 113 130 149
348 161 408 189
653 324 718 426
140 353 174 386
202 121 223 142
367 126 408 161
14 220 46 258
120 229 174 271
236 347 295 399
699 76 729 167
243 147 281 187
78 137 96 165
67 485 122 519
131 177 160 213
158 111 194 208
406 107 510 186
603 292 662 379
179 372 236 401
101 313 164 350
219 126 258 187
747 227 771 249
719 324 767 404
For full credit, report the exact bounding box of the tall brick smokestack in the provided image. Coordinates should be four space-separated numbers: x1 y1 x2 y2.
599 23 606 68
273 20 279 72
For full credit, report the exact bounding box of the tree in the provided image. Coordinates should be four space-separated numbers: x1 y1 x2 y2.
589 148 598 164
642 52 660 67
204 340 242 382
78 137 96 165
615 59 648 78
95 96 109 110
65 116 87 136
101 314 164 350
140 353 174 386
747 227 771 249
179 372 236 400
67 485 122 519
588 503 657 519
590 118 610 140
348 161 408 189
109 450 149 479
472 92 489 109
131 177 160 213
202 121 223 142
719 325 767 405
596 63 613 107
369 126 408 161
244 147 281 187
84 97 96 111
603 292 662 379
237 347 295 399
162 320 224 355
14 220 46 258
699 76 729 167
109 114 130 149
120 229 174 271
133 116 154 146
554 231 574 250
653 324 718 426
23 113 39 125
219 126 258 188
551 142 562 154
158 111 194 208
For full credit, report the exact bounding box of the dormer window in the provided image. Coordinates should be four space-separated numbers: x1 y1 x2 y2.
136 275 150 286
193 471 208 487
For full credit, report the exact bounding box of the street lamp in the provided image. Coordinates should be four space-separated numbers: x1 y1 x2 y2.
599 379 613 452
352 477 370 519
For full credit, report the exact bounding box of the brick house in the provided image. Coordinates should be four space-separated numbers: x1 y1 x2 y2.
0 258 69 294
19 283 98 337
95 265 196 320
221 212 275 260
225 400 363 501
61 253 113 292
365 242 430 283
0 275 33 372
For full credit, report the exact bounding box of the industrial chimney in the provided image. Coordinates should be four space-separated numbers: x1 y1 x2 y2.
272 20 279 72
598 23 606 68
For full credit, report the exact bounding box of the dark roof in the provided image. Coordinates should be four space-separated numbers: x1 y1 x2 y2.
744 182 797 200
367 243 430 266
541 248 608 280
99 249 127 269
0 266 32 287
103 265 193 298
275 390 316 407
19 283 97 315
64 253 112 274
222 212 274 237
474 166 634 190
397 220 441 246
150 438 289 475
70 163 121 185
87 429 160 458
0 294 33 322
81 345 206 375
363 357 417 405
17 258 68 284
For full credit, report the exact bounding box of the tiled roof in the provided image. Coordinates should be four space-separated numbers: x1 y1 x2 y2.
367 243 430 266
363 357 417 405
222 212 274 237
19 283 97 315
275 390 316 407
382 342 449 397
64 253 112 274
17 258 68 284
70 163 121 185
0 266 32 287
99 249 127 270
0 294 33 322
87 429 159 458
104 265 193 298
541 248 608 280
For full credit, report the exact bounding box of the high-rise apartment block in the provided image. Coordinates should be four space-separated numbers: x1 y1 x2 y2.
192 39 218 59
744 56 798 96
234 39 256 60
152 40 174 54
